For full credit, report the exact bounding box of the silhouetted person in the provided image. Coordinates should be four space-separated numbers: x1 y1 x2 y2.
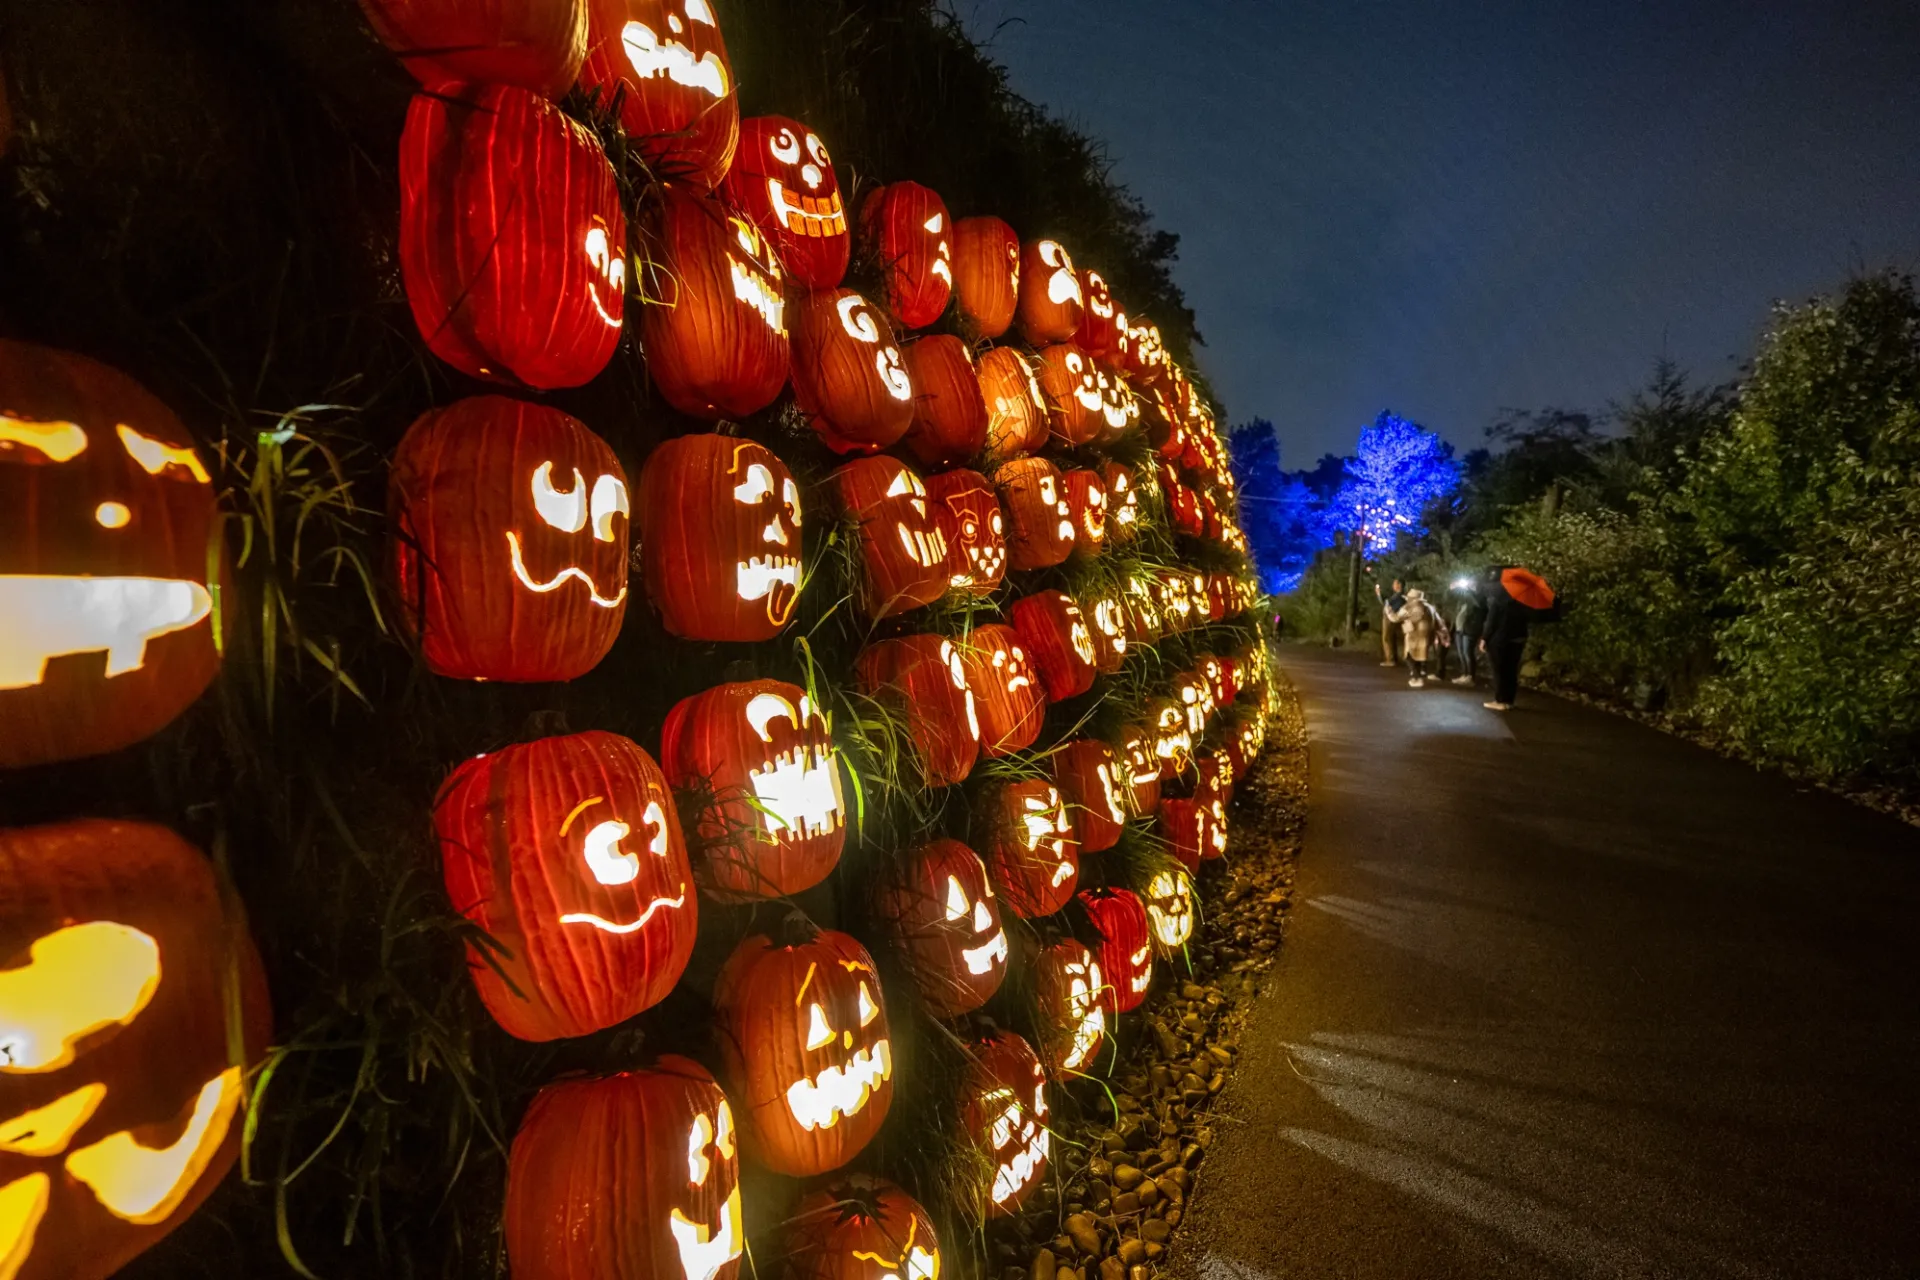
1450 580 1487 684
1480 567 1528 710
1374 578 1405 666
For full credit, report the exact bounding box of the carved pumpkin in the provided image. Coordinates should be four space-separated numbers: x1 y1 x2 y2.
872 839 1008 1018
992 457 1075 571
957 624 1045 759
1079 888 1152 1014
1083 591 1128 674
637 435 800 641
435 730 696 1040
1159 797 1219 872
359 0 587 97
660 680 845 900
1033 939 1107 1075
977 347 1048 460
901 337 988 468
1052 738 1127 854
1115 727 1162 817
1015 239 1083 345
781 1174 942 1280
1176 667 1217 738
0 344 222 769
1061 468 1107 559
853 634 979 787
1009 590 1098 702
1144 867 1195 956
580 0 739 189
1094 366 1139 443
1194 746 1235 811
924 469 1006 596
639 186 790 420
505 1057 744 1280
1123 576 1163 644
715 928 893 1176
0 820 269 1280
1148 696 1193 778
1101 463 1139 544
722 115 848 289
950 216 1020 340
859 182 952 330
399 83 625 389
1125 318 1167 386
829 457 948 618
978 779 1078 919
1033 343 1103 446
791 289 915 454
1166 478 1205 536
961 1031 1049 1217
1073 267 1126 358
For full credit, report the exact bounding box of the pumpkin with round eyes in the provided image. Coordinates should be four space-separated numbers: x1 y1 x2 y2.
434 730 696 1041
640 186 791 421
956 623 1045 759
637 435 800 642
1032 343 1103 446
859 182 953 330
950 216 1020 341
901 337 988 469
1009 590 1098 702
721 115 848 289
390 396 629 683
1073 267 1126 358
1033 939 1107 1075
872 839 1008 1018
0 820 269 1280
1093 366 1140 443
961 1031 1049 1217
923 470 1006 596
1061 469 1107 559
715 928 893 1176
1015 240 1083 345
359 0 587 97
791 288 915 454
1204 653 1237 709
1114 726 1162 817
1100 463 1140 545
1144 867 1195 956
976 347 1048 460
977 778 1078 919
781 1173 941 1280
580 0 738 189
1079 888 1153 1014
830 456 949 619
0 343 223 769
992 457 1075 571
400 83 625 390
1052 739 1127 854
507 1057 744 1280
853 634 980 788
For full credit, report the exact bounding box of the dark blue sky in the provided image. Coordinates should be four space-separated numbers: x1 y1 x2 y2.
957 0 1920 465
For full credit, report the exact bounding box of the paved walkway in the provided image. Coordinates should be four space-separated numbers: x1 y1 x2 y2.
1174 647 1920 1279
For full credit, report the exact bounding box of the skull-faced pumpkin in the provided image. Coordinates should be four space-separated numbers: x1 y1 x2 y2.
978 779 1078 919
961 1031 1049 1217
924 469 1006 595
957 623 1046 759
853 635 980 787
872 839 1008 1018
722 115 848 289
637 435 801 641
992 457 1075 571
1144 867 1195 956
580 0 739 189
830 457 949 618
859 182 953 330
781 1174 942 1280
950 216 1020 341
1033 939 1107 1075
1079 888 1153 1013
1015 240 1083 345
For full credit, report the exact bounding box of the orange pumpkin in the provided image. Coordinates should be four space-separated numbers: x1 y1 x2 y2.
1074 267 1127 358
722 115 849 290
872 838 1009 1018
853 634 980 787
1101 462 1140 544
1033 938 1107 1074
1082 589 1129 674
791 288 915 454
1052 738 1128 853
1015 239 1084 345
1144 867 1195 956
359 0 587 97
830 456 949 618
977 347 1048 459
950 216 1020 340
957 623 1046 759
978 778 1078 918
1009 590 1098 702
1062 467 1107 559
901 336 988 468
962 1031 1050 1216
993 456 1075 570
925 468 1006 595
859 182 953 330
579 0 739 189
1032 343 1102 446
780 1174 942 1280
1080 888 1153 1013
1115 725 1162 816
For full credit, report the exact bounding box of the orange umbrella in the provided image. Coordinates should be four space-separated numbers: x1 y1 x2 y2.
1501 567 1556 611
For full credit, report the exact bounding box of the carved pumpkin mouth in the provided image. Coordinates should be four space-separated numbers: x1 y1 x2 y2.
506 532 628 608
557 884 689 935
767 180 846 239
0 575 213 690
1127 946 1152 994
669 1184 743 1280
621 20 728 99
984 1093 1048 1206
784 1039 892 1131
746 738 843 842
736 554 800 622
728 258 786 335
961 928 1008 977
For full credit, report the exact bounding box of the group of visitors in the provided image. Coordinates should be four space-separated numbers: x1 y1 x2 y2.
1373 567 1540 711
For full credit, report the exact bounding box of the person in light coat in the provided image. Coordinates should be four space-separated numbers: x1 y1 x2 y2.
1388 587 1442 687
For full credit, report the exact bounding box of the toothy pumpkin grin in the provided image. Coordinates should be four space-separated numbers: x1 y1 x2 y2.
734 554 800 613
768 181 846 239
983 1088 1049 1207
621 19 728 99
669 1182 743 1280
745 732 844 843
0 576 212 690
784 1039 893 1131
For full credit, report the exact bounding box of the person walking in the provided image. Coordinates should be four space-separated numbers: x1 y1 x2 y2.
1374 578 1406 667
1450 579 1488 685
1388 587 1440 687
1480 567 1531 710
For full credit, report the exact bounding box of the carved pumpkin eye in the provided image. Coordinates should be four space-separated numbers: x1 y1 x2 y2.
944 875 970 922
0 415 87 464
805 133 829 166
117 423 210 484
532 462 589 532
805 1002 835 1050
0 921 160 1074
922 212 944 234
857 982 879 1027
684 0 717 24
770 128 801 164
0 1082 107 1155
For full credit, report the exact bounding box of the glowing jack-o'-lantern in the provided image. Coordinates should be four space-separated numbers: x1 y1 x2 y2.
924 470 1006 595
1016 240 1084 345
1099 463 1139 546
506 1058 744 1280
1148 697 1193 778
1062 469 1107 559
1034 343 1103 447
901 336 988 468
792 289 915 454
1166 479 1205 537
854 635 980 787
1079 888 1153 1014
1116 727 1162 816
661 680 845 900
1009 591 1098 702
979 779 1078 919
360 0 588 97
950 216 1020 340
962 1031 1049 1216
640 187 791 421
1159 797 1221 872
1074 268 1126 358
1083 592 1128 674
400 83 625 389
637 435 801 642
831 457 949 618
1052 738 1127 853
873 839 1008 1018
1094 366 1140 443
1195 746 1236 810
391 396 629 682
0 345 222 769
1144 867 1195 955
1123 576 1163 644
1125 318 1167 387
957 623 1046 759
715 928 893 1176
1033 939 1107 1074
782 1174 942 1280
993 457 1075 571
977 348 1047 461
0 820 269 1280
435 731 696 1040
860 182 953 330
722 115 848 289
1176 667 1218 737
580 0 739 189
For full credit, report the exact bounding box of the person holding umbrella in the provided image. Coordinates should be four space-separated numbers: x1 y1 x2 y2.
1479 565 1558 710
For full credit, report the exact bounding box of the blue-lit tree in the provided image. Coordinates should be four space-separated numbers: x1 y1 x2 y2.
1229 419 1336 592
1329 411 1461 550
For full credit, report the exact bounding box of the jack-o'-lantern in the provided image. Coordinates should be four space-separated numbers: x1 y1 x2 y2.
1159 798 1222 872
715 928 893 1176
1052 738 1127 853
1073 268 1125 358
830 457 949 618
581 0 738 189
1213 656 1241 708
506 1057 744 1280
957 624 1045 759
1116 727 1162 816
1123 576 1163 644
1166 480 1205 536
0 345 222 769
640 187 790 420
1200 494 1225 547
1061 469 1106 558
977 348 1048 460
1176 667 1217 738
1079 888 1152 1014
950 217 1020 340
872 839 1008 1018
637 435 800 641
901 337 987 468
0 820 269 1280
1094 366 1139 443
661 681 845 900
1033 939 1107 1074
1194 745 1235 809
860 182 952 330
1100 463 1139 545
1084 592 1128 674
781 1174 941 1280
924 470 1005 595
1148 697 1193 778
360 0 587 97
792 289 915 454
435 731 696 1040
1033 344 1102 447
1015 240 1083 345
1157 569 1194 630
400 83 625 389
853 634 979 787
962 1031 1049 1216
1125 318 1167 386
1009 591 1097 702
978 779 1078 919
722 115 848 289
1144 868 1194 956
391 396 629 682
993 457 1075 571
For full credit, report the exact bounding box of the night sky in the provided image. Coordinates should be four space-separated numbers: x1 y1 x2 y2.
957 0 1920 465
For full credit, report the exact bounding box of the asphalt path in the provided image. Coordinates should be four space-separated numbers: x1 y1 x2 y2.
1173 646 1920 1279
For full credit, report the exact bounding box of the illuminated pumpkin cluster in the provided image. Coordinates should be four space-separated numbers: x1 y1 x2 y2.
872 839 1008 1018
637 434 800 641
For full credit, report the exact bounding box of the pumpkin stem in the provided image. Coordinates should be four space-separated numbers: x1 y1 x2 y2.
776 907 821 948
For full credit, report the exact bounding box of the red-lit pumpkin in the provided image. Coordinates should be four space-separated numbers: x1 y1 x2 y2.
391 396 628 682
1123 575 1163 644
781 1174 942 1280
853 634 979 787
1116 726 1162 816
506 1058 743 1280
957 623 1046 759
1176 665 1217 738
1144 866 1195 956
962 1031 1050 1217
791 289 915 453
925 469 1006 595
1053 738 1127 853
1015 239 1084 345
1033 343 1102 446
1033 939 1107 1075
978 779 1078 919
435 730 696 1040
872 839 1009 1018
1062 468 1107 558
1074 267 1126 358
1194 745 1235 809
1212 654 1240 707
901 336 988 468
859 182 952 329
721 115 848 289
715 928 893 1176
0 820 269 1280
830 456 948 618
1009 590 1098 702
1102 462 1139 544
1080 888 1153 1013
993 456 1075 570
950 216 1021 340
978 347 1048 460
360 0 587 97
0 344 222 769
1148 696 1193 778
579 0 738 189
399 83 625 389
636 434 799 641
1159 797 1220 872
1167 480 1205 536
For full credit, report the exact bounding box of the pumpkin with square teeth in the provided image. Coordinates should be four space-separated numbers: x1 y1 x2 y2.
1033 939 1107 1074
872 839 1008 1018
957 624 1045 759
359 0 587 97
781 1173 942 1280
1015 240 1084 345
792 289 916 454
830 457 949 618
859 182 952 330
1052 739 1127 854
722 115 849 289
637 435 801 641
978 779 1078 919
924 469 1006 596
580 0 738 189
961 1031 1049 1216
901 336 988 468
853 635 980 788
1079 888 1153 1014
993 457 1075 570
950 216 1021 341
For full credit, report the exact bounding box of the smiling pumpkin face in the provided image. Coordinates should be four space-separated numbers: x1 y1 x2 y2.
873 839 1009 1019
962 1031 1050 1216
722 115 848 289
831 456 950 619
1033 939 1107 1075
581 0 738 189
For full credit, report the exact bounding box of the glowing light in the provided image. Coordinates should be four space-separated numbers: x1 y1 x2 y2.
784 1039 893 1130
532 462 589 532
729 254 786 335
768 179 846 239
1037 241 1080 306
0 1084 106 1156
115 424 210 484
620 19 728 98
558 886 687 935
64 1066 242 1224
0 575 213 691
0 922 159 1074
94 501 131 529
0 1174 49 1277
962 928 1009 976
584 221 626 329
1147 870 1194 949
0 415 87 461
742 694 845 842
505 531 627 607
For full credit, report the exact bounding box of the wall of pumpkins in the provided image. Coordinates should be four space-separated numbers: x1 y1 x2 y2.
0 2 1271 1278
